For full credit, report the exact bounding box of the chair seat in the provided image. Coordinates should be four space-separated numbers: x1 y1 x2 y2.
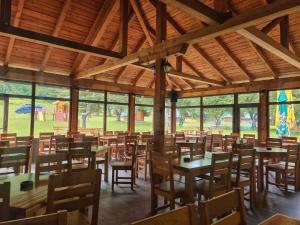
194 179 228 196
155 181 185 195
111 160 132 169
266 163 294 171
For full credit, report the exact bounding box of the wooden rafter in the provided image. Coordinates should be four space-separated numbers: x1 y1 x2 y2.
40 0 72 71
74 0 300 79
120 0 129 55
71 0 119 73
4 0 25 65
132 69 146 86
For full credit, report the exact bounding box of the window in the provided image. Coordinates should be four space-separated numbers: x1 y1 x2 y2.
177 97 201 107
135 96 153 132
107 92 128 103
79 89 104 101
165 107 171 133
34 84 70 137
203 95 234 105
0 80 32 96
240 107 258 138
269 89 300 139
78 102 104 130
107 104 128 131
238 93 259 104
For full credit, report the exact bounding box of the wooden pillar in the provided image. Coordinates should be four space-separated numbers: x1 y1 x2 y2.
171 101 176 134
259 91 268 143
153 1 166 152
103 92 107 132
233 93 239 134
128 93 135 133
200 97 204 131
119 0 129 56
0 0 11 25
69 86 79 132
2 95 8 133
30 83 36 137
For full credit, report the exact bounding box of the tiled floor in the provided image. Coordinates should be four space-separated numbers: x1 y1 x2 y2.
98 168 300 225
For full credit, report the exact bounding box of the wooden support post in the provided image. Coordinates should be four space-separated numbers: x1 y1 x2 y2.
233 93 239 134
103 92 107 133
259 91 268 143
0 0 11 25
128 93 135 133
200 97 203 131
120 0 129 56
2 95 8 133
153 1 166 152
171 101 176 134
69 86 79 132
280 15 289 48
30 83 36 137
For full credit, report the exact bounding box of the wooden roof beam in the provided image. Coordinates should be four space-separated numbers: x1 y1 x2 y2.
120 0 129 56
71 0 119 73
4 0 25 65
132 69 146 86
176 56 193 89
74 0 300 79
40 0 72 71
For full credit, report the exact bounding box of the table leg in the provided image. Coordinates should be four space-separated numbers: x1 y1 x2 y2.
258 154 264 191
185 173 194 203
104 152 108 182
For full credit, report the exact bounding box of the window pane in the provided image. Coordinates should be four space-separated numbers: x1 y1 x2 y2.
240 107 258 138
238 93 259 104
165 98 171 107
0 98 3 133
79 89 104 101
36 84 70 99
135 106 153 132
165 107 171 133
269 104 300 139
34 99 69 137
269 89 300 103
78 102 104 134
176 108 200 131
203 95 233 105
135 96 153 105
107 104 128 131
0 80 32 96
8 98 31 136
203 107 233 135
177 97 201 107
107 92 128 103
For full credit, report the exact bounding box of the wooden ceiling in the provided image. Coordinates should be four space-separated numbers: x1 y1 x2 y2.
0 0 300 93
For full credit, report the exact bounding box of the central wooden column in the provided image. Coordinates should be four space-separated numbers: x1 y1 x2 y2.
128 93 135 133
259 91 268 143
153 1 166 152
70 85 79 132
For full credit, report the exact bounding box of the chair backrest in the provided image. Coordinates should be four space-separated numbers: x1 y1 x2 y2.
16 136 33 147
104 131 113 136
285 144 299 170
35 153 69 184
191 142 205 161
46 170 101 225
282 136 297 146
234 149 256 186
67 131 80 137
141 131 151 135
55 137 73 151
73 133 85 142
68 142 95 171
204 135 212 152
231 133 240 139
83 136 99 146
211 134 223 148
199 188 247 225
39 132 54 140
175 132 185 141
0 141 9 148
196 130 205 137
208 152 232 197
163 145 180 160
150 151 174 193
141 134 153 143
266 138 282 147
232 143 254 155
0 211 68 225
0 133 17 144
0 182 10 221
0 146 30 175
164 134 175 146
224 135 237 152
131 204 196 225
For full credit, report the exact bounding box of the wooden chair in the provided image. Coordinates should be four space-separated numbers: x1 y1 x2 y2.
164 134 175 146
231 132 240 139
211 134 223 152
266 138 282 147
232 149 256 208
55 137 73 152
175 132 185 142
73 133 85 142
68 142 95 172
16 136 33 147
0 146 30 176
224 135 237 152
190 142 205 161
104 131 113 136
111 141 136 192
35 153 69 184
67 130 80 137
141 131 151 135
0 133 17 146
110 134 126 160
140 134 153 144
0 141 9 148
243 134 255 139
136 139 153 181
195 152 233 201
204 135 212 152
46 170 101 225
39 132 54 155
150 151 185 214
0 182 10 221
0 211 68 225
232 143 254 155
266 144 299 192
282 136 297 146
83 136 99 146
131 204 196 225
199 188 247 225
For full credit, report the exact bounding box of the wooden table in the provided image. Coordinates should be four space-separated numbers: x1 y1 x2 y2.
255 147 287 191
100 136 117 145
173 152 238 203
176 140 197 158
91 145 111 182
1 173 49 217
259 214 300 225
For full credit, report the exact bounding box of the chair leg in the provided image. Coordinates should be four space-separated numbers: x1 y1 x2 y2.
265 167 269 191
144 162 147 181
284 172 288 193
170 199 175 210
131 169 134 190
112 168 115 192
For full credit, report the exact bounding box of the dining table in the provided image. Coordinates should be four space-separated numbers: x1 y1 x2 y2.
173 152 238 203
176 140 198 159
259 213 300 225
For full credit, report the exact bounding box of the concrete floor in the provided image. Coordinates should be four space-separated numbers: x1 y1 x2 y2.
97 168 300 225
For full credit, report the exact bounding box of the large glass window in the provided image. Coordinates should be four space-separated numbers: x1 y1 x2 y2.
0 80 32 96
240 107 258 138
165 107 171 133
135 96 153 132
78 102 104 130
36 84 70 99
107 104 128 131
203 95 234 105
238 93 259 104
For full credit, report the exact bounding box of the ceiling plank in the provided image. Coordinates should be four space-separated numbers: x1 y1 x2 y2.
132 69 146 86
4 0 25 65
71 0 119 73
74 0 300 79
40 0 72 71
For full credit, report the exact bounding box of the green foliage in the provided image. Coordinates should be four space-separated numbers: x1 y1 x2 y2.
36 84 70 99
0 81 32 96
